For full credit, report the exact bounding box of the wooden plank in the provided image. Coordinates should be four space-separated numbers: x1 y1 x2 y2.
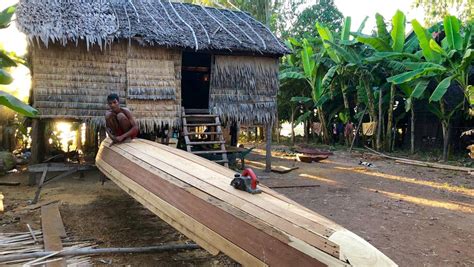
185 132 222 135
183 114 218 118
271 166 299 174
113 141 340 257
28 163 95 173
98 146 330 266
41 203 66 267
32 167 49 204
184 109 210 114
187 141 226 145
131 140 338 237
191 150 227 154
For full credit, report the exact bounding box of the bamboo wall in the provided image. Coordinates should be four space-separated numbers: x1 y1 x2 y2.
209 55 279 125
31 41 182 132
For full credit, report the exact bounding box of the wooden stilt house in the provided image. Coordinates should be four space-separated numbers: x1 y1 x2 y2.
15 0 289 166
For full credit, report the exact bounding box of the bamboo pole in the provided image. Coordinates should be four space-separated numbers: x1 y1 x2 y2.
364 146 473 173
0 244 200 263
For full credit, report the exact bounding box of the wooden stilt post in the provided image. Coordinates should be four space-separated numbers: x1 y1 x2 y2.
265 123 272 172
30 119 45 164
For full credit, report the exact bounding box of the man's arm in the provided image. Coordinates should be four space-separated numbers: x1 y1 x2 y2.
116 108 139 142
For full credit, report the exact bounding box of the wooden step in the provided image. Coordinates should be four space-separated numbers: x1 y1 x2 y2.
185 132 222 135
183 114 218 118
184 109 209 114
191 150 227 155
188 141 226 145
184 123 220 127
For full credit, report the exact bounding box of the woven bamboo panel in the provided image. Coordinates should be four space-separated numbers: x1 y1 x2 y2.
30 41 182 132
209 55 279 125
32 42 128 120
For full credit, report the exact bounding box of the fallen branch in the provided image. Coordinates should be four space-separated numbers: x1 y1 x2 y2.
0 181 20 186
364 146 474 173
268 184 320 189
0 243 201 263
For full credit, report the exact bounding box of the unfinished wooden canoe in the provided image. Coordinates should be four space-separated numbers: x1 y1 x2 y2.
96 138 396 266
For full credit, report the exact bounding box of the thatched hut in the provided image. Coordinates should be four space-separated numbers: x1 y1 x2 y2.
15 0 289 167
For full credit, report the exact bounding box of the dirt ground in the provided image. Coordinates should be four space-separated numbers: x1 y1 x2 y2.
1 145 473 266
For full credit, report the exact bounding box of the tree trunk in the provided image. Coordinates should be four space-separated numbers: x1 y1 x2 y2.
304 120 309 143
318 107 330 144
376 86 383 151
341 85 351 120
410 102 415 154
290 107 295 146
363 78 377 149
386 84 395 151
440 101 449 161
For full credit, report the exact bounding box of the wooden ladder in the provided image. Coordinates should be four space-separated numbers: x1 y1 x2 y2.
182 109 228 167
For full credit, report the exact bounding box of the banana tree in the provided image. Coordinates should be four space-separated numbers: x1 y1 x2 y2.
280 38 332 144
0 5 37 117
355 10 411 151
316 20 383 149
386 15 473 160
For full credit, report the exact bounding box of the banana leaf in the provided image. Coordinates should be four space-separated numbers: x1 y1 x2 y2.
0 90 38 117
0 5 15 29
391 10 406 52
375 13 390 43
411 19 441 63
443 15 462 51
429 76 453 102
0 69 13 84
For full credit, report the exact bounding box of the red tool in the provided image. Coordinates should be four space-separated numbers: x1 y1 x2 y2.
230 168 262 194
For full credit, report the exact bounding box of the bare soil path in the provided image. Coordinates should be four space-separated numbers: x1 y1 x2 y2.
1 145 472 266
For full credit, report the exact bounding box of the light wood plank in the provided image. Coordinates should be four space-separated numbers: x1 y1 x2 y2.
41 203 66 267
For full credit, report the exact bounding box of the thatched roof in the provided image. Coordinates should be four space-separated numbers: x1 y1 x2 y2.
16 0 290 56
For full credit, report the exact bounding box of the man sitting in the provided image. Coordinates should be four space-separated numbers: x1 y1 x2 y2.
105 93 139 143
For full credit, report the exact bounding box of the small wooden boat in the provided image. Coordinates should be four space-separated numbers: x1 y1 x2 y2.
296 147 334 156
297 154 329 163
96 138 396 266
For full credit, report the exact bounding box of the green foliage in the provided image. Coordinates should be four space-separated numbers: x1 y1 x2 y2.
290 0 343 39
414 0 472 25
0 4 38 118
279 8 473 153
0 91 38 117
443 15 463 50
391 10 406 52
411 19 441 63
429 76 453 102
0 5 15 29
375 13 391 43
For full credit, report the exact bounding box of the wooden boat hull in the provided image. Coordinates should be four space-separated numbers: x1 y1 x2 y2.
96 138 396 266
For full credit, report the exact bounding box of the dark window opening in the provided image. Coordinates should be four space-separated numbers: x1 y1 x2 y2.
181 52 211 110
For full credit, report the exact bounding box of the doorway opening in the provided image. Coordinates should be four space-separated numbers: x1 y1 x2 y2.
181 52 211 110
